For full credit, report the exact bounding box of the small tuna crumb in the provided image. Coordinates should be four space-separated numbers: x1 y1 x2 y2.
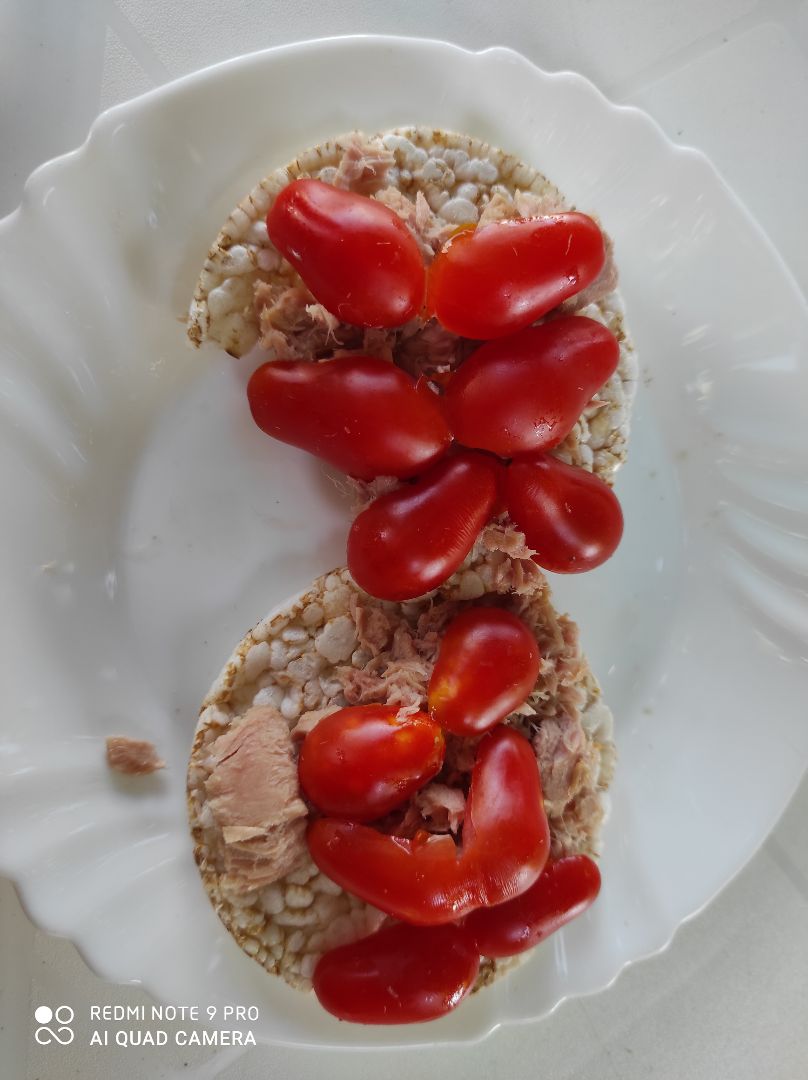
105 736 165 775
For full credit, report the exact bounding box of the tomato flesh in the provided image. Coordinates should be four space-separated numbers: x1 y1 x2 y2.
503 454 623 573
443 316 620 458
307 726 549 925
313 921 480 1024
429 608 540 736
427 214 605 339
347 450 500 601
464 855 601 957
298 705 444 821
267 178 425 327
247 356 451 481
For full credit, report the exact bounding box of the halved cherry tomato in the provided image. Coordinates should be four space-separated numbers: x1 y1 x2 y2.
298 705 444 821
267 179 425 327
429 608 540 736
503 454 623 573
313 921 480 1024
247 356 451 481
443 317 620 458
347 450 500 601
464 855 601 957
307 726 549 925
427 214 605 339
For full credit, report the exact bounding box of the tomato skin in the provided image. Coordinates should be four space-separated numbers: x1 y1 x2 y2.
307 823 466 926
460 724 549 903
464 855 601 958
427 214 605 339
307 727 549 925
428 608 540 736
298 705 444 822
267 179 425 327
443 317 620 458
347 450 500 601
247 356 451 481
313 921 480 1024
503 454 623 573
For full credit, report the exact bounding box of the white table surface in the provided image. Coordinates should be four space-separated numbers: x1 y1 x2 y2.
2 2 807 1077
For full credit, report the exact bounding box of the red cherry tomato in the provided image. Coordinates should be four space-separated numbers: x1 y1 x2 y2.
503 454 623 573
464 855 601 958
298 705 444 822
443 317 620 458
347 450 500 601
428 608 540 736
307 726 549 925
427 214 605 339
267 179 425 327
313 921 480 1024
247 356 451 481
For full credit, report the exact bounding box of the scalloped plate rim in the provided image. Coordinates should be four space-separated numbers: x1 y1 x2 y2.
2 31 806 321
1 33 807 1050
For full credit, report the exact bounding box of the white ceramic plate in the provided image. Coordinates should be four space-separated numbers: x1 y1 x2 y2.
1 35 807 1049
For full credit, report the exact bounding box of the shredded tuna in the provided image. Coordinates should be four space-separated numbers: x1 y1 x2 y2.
290 706 340 741
391 623 419 660
476 192 516 226
474 549 545 596
258 326 294 356
415 191 432 234
352 601 392 656
395 701 423 718
373 186 454 259
532 713 598 815
377 783 465 839
414 604 456 643
477 190 562 227
305 303 341 339
338 655 430 711
221 825 266 843
373 186 417 229
422 214 456 253
333 136 395 194
550 788 605 858
459 522 547 599
255 282 362 357
204 706 308 893
532 617 585 709
255 282 312 356
343 619 439 710
413 783 466 833
255 282 310 332
344 474 401 515
480 523 537 561
338 666 384 705
105 736 164 775
513 189 564 218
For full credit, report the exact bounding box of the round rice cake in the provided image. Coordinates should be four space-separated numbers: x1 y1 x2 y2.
187 126 637 482
186 524 615 996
